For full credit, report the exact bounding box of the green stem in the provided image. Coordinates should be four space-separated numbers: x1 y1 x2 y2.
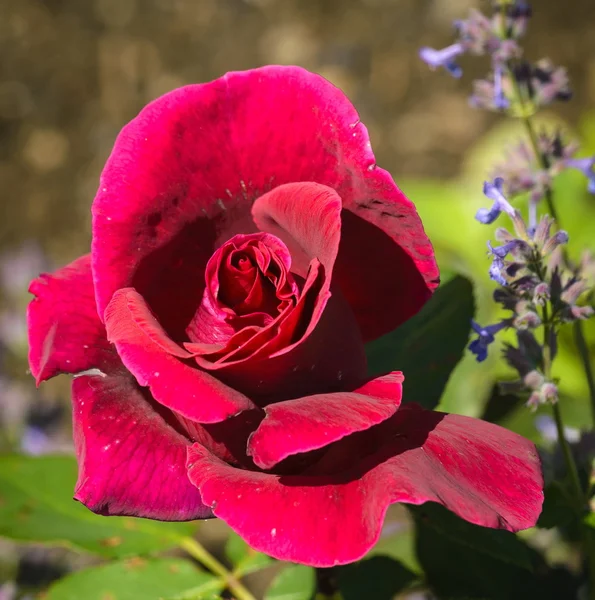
540 306 582 502
179 537 257 600
543 317 595 597
551 403 583 509
575 320 595 427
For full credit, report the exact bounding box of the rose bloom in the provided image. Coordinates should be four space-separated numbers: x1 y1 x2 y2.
28 66 542 567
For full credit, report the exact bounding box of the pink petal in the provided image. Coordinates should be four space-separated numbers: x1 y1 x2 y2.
378 405 544 531
104 288 257 423
252 182 341 279
91 66 437 343
187 232 296 346
27 254 117 384
73 370 210 520
187 404 542 566
247 372 403 469
196 281 367 404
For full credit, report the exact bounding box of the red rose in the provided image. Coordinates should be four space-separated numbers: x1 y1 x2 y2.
27 66 542 567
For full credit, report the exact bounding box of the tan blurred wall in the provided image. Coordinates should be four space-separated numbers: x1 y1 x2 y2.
0 0 594 261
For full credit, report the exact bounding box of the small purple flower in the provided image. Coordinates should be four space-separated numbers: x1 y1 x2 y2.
476 177 516 224
566 156 595 194
419 43 464 78
487 239 529 286
489 255 507 286
469 319 509 362
493 66 509 110
541 230 569 255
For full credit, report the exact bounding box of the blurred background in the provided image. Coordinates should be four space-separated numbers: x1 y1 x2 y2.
1 0 595 596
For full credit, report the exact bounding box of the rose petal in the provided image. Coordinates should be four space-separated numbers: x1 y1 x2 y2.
73 370 210 520
27 254 117 384
252 182 341 279
247 372 403 469
335 209 437 341
218 66 440 339
187 232 296 346
104 288 257 423
91 66 437 343
377 405 543 532
187 404 542 566
195 280 367 403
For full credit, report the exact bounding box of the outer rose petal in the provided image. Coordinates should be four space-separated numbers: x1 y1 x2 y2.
27 254 116 384
251 182 341 279
104 288 257 423
73 370 210 520
247 372 403 469
187 404 542 566
91 66 438 342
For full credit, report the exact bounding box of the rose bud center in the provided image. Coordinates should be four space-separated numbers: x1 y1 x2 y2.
204 233 299 333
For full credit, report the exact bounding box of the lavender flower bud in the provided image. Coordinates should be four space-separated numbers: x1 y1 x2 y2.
561 280 589 305
506 1 532 38
541 230 569 255
524 370 545 390
540 382 559 404
493 65 510 110
514 309 542 330
532 60 572 105
533 282 550 306
495 227 515 242
526 390 542 412
533 215 553 247
570 305 594 320
476 177 516 224
419 44 464 78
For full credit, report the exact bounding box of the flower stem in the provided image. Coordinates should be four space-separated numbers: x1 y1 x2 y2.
574 320 595 427
542 315 595 597
180 537 257 600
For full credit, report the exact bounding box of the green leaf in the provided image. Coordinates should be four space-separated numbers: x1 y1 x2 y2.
0 454 196 558
224 532 273 577
264 564 315 600
412 503 578 600
366 276 475 409
337 555 417 600
539 483 575 530
44 558 222 600
367 506 420 574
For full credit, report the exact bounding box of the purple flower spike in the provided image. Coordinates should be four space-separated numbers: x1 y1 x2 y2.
566 156 595 194
469 319 508 362
476 177 516 224
419 43 464 78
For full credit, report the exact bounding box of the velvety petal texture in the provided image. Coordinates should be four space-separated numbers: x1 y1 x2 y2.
251 182 342 279
91 66 438 343
104 288 257 422
247 372 403 469
187 404 543 566
73 371 211 520
27 66 543 570
27 256 210 520
27 255 116 384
